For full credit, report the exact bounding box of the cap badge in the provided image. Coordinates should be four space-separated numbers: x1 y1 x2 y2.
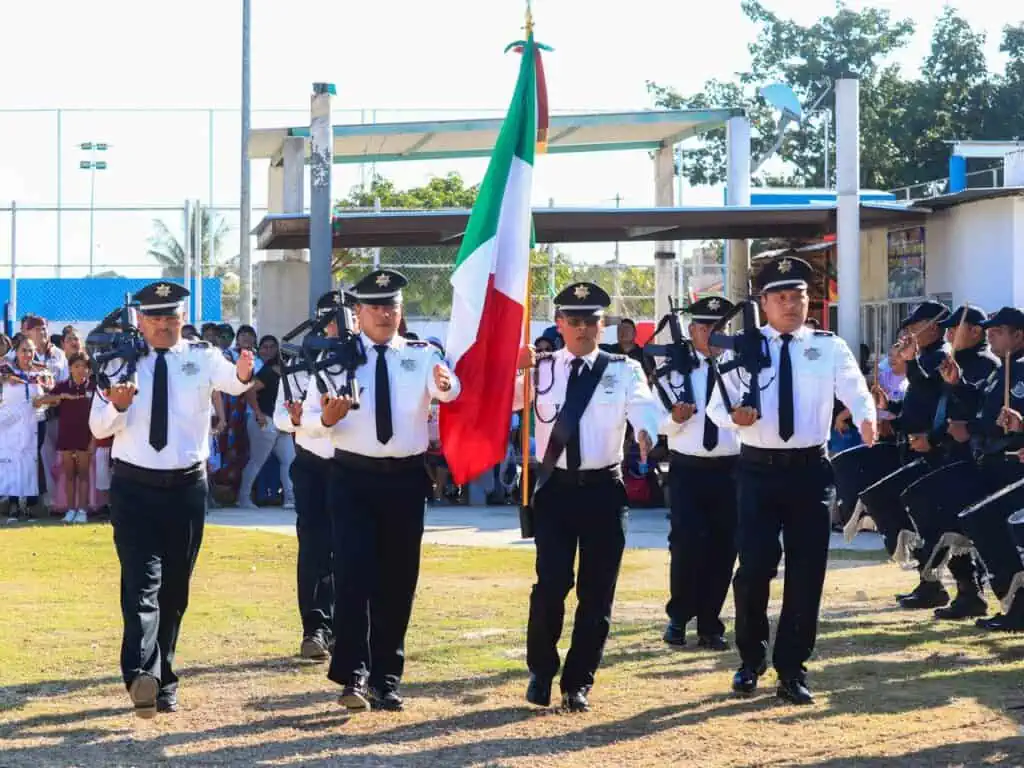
708 298 721 311
155 284 172 298
573 285 590 299
376 274 391 287
778 259 793 274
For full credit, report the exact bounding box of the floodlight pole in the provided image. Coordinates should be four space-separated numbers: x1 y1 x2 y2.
836 77 861 352
725 116 752 302
309 82 336 315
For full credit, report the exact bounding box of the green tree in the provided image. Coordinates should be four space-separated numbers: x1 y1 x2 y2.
147 210 232 279
332 173 480 317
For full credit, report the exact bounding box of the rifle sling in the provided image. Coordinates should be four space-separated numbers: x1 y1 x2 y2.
536 351 611 489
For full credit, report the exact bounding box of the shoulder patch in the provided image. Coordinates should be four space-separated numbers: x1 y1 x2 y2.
813 330 834 337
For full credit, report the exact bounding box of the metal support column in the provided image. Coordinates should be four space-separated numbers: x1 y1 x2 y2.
309 82 336 314
725 115 752 302
238 0 253 324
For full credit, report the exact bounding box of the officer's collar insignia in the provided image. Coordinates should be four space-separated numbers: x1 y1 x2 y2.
181 361 199 375
708 298 721 311
376 274 391 287
1012 381 1024 400
574 284 590 299
400 357 417 371
778 258 793 273
804 347 821 360
155 283 172 298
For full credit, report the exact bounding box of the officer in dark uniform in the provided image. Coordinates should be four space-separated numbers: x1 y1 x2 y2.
656 295 740 650
89 282 253 718
958 306 1024 631
898 304 1000 619
515 281 659 713
859 300 951 605
708 256 875 705
302 269 460 713
273 290 347 660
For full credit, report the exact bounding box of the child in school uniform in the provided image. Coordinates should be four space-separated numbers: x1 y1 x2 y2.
40 352 95 523
0 337 52 520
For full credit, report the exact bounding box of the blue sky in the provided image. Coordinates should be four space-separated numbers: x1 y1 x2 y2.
0 0 1017 277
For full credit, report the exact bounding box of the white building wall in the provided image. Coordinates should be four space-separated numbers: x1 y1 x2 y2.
924 196 1024 310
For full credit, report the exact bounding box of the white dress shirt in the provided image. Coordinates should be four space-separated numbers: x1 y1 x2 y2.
657 351 740 458
302 332 461 458
515 347 660 470
707 324 875 450
272 370 335 460
89 340 252 470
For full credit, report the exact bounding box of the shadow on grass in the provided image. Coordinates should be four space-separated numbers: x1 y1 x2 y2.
806 737 1024 767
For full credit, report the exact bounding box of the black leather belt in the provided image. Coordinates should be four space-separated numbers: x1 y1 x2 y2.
295 444 331 464
669 451 738 469
333 450 425 474
551 465 622 486
740 444 826 468
113 460 204 488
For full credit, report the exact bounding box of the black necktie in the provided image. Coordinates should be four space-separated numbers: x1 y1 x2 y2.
149 349 169 451
703 360 719 451
778 333 794 441
374 344 393 444
565 358 584 470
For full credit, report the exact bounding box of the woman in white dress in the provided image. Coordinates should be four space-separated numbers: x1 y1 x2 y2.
0 337 51 519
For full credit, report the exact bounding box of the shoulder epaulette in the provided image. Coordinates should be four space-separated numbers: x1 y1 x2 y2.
813 330 834 337
406 340 429 348
607 353 628 363
536 351 555 361
188 340 211 349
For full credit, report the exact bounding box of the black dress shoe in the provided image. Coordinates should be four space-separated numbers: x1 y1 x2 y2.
369 687 405 712
777 676 814 705
934 592 987 620
697 634 729 651
562 687 590 713
663 623 686 647
339 677 371 711
129 674 159 719
975 602 1024 632
898 581 949 610
731 662 767 695
156 691 178 713
300 629 331 661
526 674 552 707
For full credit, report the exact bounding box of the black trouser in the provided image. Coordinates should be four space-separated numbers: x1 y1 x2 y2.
290 447 334 638
733 456 832 678
665 454 738 637
110 473 206 695
327 460 427 693
961 471 1024 599
527 470 628 693
867 452 946 560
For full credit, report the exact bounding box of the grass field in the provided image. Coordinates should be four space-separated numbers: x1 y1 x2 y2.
1 522 1022 767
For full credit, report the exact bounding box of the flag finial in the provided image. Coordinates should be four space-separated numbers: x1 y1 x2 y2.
525 0 534 36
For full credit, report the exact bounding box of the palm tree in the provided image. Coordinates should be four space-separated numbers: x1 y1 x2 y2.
147 210 231 278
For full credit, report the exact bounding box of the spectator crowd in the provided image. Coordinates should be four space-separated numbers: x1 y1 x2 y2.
0 312 903 524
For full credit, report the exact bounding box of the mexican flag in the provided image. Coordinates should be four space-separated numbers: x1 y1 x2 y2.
440 32 548 485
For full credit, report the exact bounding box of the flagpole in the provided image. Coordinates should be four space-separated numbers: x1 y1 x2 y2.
521 0 535 511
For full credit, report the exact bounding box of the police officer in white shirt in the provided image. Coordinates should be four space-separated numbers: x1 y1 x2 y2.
89 282 254 718
302 269 460 713
273 289 348 662
657 295 740 652
516 282 659 713
707 256 875 705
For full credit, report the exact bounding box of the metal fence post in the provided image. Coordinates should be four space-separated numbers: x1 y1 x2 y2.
9 201 17 324
183 200 192 322
195 201 204 324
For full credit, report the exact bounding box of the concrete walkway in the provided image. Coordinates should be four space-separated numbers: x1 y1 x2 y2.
208 504 886 552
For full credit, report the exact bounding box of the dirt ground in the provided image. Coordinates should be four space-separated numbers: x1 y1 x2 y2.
1 525 1022 767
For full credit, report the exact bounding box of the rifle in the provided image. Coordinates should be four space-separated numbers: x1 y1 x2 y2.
85 294 147 390
279 301 366 408
707 298 772 416
643 297 699 409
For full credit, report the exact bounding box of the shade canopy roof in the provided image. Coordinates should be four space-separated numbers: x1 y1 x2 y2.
249 109 744 164
254 203 930 250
